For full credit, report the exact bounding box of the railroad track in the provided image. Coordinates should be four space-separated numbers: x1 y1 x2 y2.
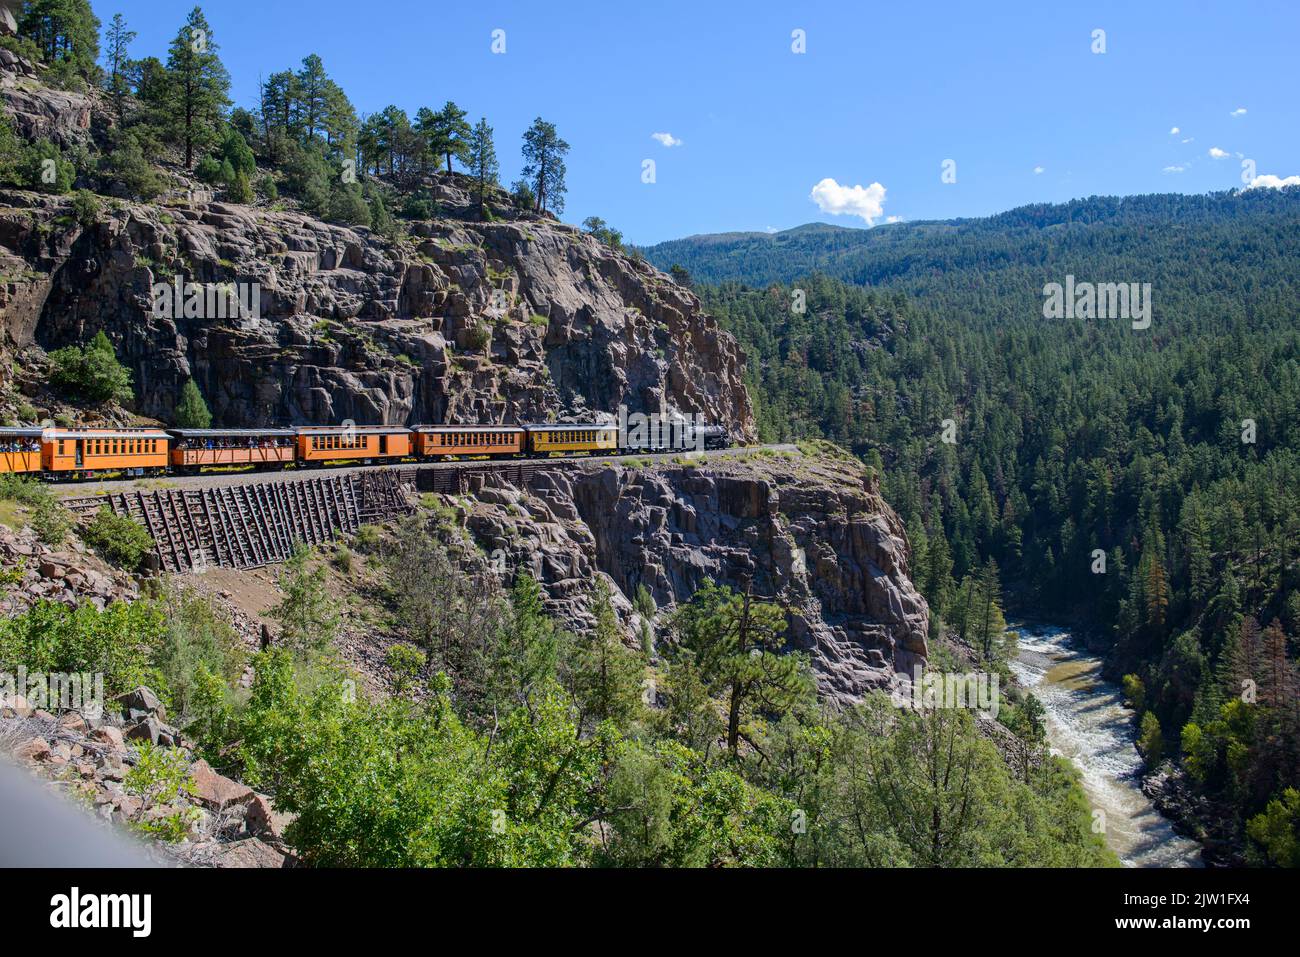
57 446 796 575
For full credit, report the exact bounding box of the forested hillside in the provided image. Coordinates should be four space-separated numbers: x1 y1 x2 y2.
644 190 1300 318
0 2 1124 869
675 191 1300 864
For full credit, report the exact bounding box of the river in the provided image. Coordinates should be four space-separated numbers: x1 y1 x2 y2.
1009 622 1203 867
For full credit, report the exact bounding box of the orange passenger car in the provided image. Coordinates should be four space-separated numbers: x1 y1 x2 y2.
168 428 297 473
0 427 44 475
42 429 171 477
414 426 525 459
295 426 412 464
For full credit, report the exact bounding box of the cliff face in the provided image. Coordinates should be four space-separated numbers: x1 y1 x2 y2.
1 63 928 703
0 189 754 436
462 451 929 705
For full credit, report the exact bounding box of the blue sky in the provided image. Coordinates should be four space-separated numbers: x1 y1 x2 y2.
104 0 1299 244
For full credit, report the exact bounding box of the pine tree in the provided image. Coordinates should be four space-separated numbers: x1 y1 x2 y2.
520 117 569 214
163 7 231 169
173 378 212 429
975 559 1007 661
464 117 498 219
431 101 470 173
567 578 644 733
670 579 812 758
295 54 329 143
101 13 135 120
19 0 100 79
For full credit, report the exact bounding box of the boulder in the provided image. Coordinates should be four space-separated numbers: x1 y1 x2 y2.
188 758 254 811
207 838 288 869
0 693 31 717
13 736 51 763
124 716 164 746
56 711 89 734
89 725 125 750
116 687 166 722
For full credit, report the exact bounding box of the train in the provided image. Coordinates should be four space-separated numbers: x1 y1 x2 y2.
0 421 732 481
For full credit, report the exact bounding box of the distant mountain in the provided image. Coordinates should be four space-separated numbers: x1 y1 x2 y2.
643 190 1300 329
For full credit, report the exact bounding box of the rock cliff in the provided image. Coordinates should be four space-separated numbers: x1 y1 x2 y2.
459 449 929 705
0 186 754 436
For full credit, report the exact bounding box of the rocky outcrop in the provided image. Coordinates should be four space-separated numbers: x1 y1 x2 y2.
460 450 929 705
0 523 139 617
0 187 754 438
1 686 293 868
0 52 93 147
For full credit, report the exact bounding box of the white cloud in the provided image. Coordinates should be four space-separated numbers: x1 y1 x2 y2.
1182 137 1194 143
1208 147 1229 159
650 132 682 147
1033 166 1045 175
809 178 887 224
1169 126 1180 135
1162 165 1187 174
1229 107 1247 117
885 215 903 224
1247 173 1300 189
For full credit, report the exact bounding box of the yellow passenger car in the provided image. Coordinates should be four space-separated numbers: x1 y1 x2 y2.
525 424 620 456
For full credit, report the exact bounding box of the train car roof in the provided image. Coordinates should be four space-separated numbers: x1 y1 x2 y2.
293 425 411 435
0 427 44 437
45 429 170 440
524 423 617 432
167 428 297 437
414 425 525 433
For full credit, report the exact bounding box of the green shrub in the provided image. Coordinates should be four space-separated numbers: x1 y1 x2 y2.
70 189 102 227
385 642 424 694
123 744 200 842
83 507 155 572
1121 673 1146 713
30 497 72 546
97 131 166 201
464 323 491 352
0 598 165 697
1246 787 1300 867
0 476 70 545
270 547 340 652
327 184 370 226
22 140 74 194
1137 711 1164 766
150 585 246 724
48 331 133 405
352 524 383 554
195 155 223 184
